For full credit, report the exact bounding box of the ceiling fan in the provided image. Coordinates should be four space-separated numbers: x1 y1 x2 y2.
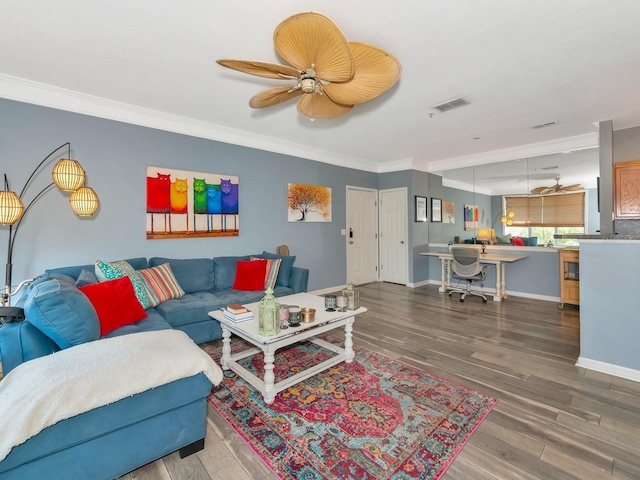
216 12 402 119
530 179 583 195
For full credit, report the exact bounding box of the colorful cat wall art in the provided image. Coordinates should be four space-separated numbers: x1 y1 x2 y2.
146 167 239 239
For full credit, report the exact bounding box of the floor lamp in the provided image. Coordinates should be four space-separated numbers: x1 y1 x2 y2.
0 142 100 321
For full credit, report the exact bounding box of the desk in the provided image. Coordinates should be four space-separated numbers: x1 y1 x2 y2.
421 251 528 301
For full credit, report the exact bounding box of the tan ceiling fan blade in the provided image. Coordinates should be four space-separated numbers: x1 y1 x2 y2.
274 12 354 83
530 187 547 194
323 42 402 106
216 59 300 80
297 93 352 118
563 184 583 191
249 86 304 108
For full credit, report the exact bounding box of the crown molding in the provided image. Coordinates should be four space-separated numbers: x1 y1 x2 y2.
419 133 599 173
0 73 381 173
0 73 600 176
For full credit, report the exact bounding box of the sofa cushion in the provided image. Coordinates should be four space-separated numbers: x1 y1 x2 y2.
261 251 296 287
78 277 149 336
148 257 214 294
233 260 267 291
213 256 252 290
45 257 148 281
24 278 100 349
103 308 172 338
95 260 153 309
74 269 99 287
153 292 224 328
138 263 185 305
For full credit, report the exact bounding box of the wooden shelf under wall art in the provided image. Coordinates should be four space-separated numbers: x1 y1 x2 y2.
614 159 640 219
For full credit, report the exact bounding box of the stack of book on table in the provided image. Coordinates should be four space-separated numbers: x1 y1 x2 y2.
223 304 253 322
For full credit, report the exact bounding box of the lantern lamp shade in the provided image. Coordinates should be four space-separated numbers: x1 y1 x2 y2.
342 283 360 310
258 288 281 336
0 190 24 225
52 159 85 192
69 187 99 217
476 229 495 243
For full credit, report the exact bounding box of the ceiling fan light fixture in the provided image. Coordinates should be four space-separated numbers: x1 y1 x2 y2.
217 12 401 118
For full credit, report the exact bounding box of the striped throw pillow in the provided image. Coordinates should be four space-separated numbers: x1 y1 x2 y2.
251 256 282 290
138 263 185 305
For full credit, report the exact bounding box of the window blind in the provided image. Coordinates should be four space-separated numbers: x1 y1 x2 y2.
505 192 584 227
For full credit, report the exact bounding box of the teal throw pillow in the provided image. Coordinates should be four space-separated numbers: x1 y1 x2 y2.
24 278 100 349
495 234 512 244
95 259 154 309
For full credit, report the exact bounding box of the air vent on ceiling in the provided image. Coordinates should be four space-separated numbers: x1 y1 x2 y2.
432 97 470 113
531 120 559 129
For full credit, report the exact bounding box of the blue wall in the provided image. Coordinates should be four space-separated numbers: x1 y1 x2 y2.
0 99 377 292
429 186 493 244
579 241 640 371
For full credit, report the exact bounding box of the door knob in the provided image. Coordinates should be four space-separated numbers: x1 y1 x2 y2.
349 241 354 244
400 240 405 244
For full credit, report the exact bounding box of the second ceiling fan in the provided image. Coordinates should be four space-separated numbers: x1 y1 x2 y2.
530 179 583 195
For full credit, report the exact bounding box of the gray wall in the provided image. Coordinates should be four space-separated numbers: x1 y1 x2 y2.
430 186 493 244
0 99 377 292
579 241 640 371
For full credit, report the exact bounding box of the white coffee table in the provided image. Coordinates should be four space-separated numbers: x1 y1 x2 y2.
208 292 367 404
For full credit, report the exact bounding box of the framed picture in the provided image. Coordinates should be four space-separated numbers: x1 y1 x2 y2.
146 166 239 239
287 183 332 222
442 200 455 224
464 204 479 230
431 198 442 222
415 196 427 222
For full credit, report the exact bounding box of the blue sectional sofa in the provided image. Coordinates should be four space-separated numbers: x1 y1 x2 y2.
0 252 308 479
1 253 309 374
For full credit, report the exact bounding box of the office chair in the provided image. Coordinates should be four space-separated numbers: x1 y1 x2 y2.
448 247 489 303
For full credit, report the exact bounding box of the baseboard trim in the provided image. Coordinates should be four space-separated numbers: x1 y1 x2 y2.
576 356 640 383
310 286 346 296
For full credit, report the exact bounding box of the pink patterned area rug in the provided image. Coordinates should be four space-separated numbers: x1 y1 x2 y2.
205 336 497 480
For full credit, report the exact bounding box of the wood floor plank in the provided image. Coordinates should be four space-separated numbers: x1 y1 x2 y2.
133 283 640 480
128 459 172 480
196 424 254 480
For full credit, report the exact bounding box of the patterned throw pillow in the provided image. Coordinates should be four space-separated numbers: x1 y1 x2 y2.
251 256 282 290
138 263 185 305
95 259 153 309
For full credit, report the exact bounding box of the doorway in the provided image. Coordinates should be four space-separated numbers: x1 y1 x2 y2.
346 186 379 285
379 188 408 285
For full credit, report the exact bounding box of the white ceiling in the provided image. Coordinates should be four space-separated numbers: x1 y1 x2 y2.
2 1 639 190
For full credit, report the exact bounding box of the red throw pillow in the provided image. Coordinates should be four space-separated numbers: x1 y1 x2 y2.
233 259 268 291
510 237 525 247
78 276 148 336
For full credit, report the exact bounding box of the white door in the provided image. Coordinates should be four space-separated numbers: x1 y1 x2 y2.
379 188 408 285
346 186 379 285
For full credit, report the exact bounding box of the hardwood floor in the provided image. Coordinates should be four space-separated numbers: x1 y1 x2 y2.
122 282 640 480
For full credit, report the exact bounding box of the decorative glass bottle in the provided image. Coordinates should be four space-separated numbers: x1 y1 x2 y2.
258 288 281 336
342 283 360 310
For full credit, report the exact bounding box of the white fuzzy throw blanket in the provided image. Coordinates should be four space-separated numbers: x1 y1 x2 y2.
0 329 223 463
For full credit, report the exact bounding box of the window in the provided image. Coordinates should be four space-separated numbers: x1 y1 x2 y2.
503 192 585 246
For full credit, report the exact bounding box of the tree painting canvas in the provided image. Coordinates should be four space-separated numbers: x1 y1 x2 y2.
146 166 239 239
287 183 332 222
443 201 455 224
